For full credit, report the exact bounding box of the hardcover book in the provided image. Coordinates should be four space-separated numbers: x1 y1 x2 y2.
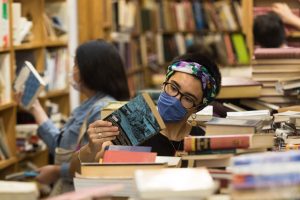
80 162 167 178
102 150 157 163
184 134 274 152
14 61 45 109
205 117 263 135
103 93 165 146
104 145 152 152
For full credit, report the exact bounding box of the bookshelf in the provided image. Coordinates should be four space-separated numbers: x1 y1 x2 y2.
0 0 70 178
77 0 251 96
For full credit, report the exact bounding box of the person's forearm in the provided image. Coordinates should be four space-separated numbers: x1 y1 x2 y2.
30 101 49 125
289 15 300 30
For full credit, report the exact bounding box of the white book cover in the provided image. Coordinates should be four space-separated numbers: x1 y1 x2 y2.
74 174 136 198
0 181 39 200
135 168 216 199
0 54 11 103
14 61 45 109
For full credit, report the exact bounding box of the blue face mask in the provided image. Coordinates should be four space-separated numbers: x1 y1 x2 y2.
157 92 187 123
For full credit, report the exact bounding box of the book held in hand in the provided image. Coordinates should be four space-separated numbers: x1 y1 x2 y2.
14 61 45 109
103 93 165 146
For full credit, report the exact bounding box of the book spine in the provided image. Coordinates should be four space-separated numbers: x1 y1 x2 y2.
188 149 236 155
232 173 300 189
286 144 300 151
184 136 250 152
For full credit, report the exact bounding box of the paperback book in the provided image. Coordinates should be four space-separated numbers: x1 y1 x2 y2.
14 61 45 109
103 93 165 146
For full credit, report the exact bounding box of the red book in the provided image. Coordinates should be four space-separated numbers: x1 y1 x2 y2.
102 150 157 163
184 135 250 152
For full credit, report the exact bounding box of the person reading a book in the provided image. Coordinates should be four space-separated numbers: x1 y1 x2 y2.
69 52 221 174
17 40 130 193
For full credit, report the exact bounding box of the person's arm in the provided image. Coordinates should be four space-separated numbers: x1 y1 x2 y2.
69 120 119 176
272 3 300 30
29 100 62 155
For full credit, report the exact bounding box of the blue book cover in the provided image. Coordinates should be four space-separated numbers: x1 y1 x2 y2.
193 1 205 30
14 61 45 109
105 145 152 152
104 93 165 146
233 150 300 166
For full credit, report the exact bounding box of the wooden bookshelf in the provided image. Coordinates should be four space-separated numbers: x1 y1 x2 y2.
0 0 70 176
78 0 251 95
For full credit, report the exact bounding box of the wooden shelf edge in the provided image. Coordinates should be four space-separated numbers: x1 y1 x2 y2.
14 42 44 50
0 102 16 111
0 46 11 53
39 88 69 99
45 40 68 47
0 157 18 170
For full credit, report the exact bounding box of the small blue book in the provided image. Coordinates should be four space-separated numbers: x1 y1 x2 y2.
104 145 152 152
14 61 45 109
104 93 165 146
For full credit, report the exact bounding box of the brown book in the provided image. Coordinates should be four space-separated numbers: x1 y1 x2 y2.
252 72 300 81
80 163 167 178
254 48 300 59
205 117 263 135
252 59 300 65
182 154 233 168
252 64 300 73
258 96 299 104
240 99 280 111
276 76 300 91
217 77 262 99
278 105 300 113
184 134 273 152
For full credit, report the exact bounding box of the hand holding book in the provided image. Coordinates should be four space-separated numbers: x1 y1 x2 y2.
86 120 120 161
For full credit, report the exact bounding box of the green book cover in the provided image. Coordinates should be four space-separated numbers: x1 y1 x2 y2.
231 33 250 64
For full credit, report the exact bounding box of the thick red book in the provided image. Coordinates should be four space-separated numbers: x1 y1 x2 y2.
102 150 157 163
184 135 250 152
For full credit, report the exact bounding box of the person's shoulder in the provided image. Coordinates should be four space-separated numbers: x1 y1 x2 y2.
87 95 116 122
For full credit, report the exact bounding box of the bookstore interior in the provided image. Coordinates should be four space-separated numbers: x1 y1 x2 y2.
1 0 300 199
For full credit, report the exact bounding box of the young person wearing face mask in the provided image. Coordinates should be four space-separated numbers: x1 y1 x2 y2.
22 39 130 192
69 52 221 175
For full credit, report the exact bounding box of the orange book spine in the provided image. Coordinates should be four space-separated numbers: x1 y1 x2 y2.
184 135 250 152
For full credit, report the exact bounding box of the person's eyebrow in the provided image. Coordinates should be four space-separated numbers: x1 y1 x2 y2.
170 80 198 100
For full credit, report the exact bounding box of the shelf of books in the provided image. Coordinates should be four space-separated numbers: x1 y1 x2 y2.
0 0 70 176
80 0 250 95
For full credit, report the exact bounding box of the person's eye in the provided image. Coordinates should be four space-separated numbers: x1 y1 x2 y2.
170 84 178 92
182 95 196 104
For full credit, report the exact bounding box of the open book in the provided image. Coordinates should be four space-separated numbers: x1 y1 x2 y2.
103 93 165 146
14 61 45 109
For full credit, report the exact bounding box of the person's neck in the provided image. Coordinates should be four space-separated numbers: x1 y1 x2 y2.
81 87 97 98
161 120 192 141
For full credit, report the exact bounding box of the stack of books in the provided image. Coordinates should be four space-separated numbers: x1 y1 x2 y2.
252 48 300 108
183 117 274 168
74 145 181 198
231 151 300 200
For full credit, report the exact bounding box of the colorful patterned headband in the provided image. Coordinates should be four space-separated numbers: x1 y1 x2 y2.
166 61 217 106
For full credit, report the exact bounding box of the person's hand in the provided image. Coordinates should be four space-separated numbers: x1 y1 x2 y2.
86 120 119 158
272 3 299 25
35 165 60 185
